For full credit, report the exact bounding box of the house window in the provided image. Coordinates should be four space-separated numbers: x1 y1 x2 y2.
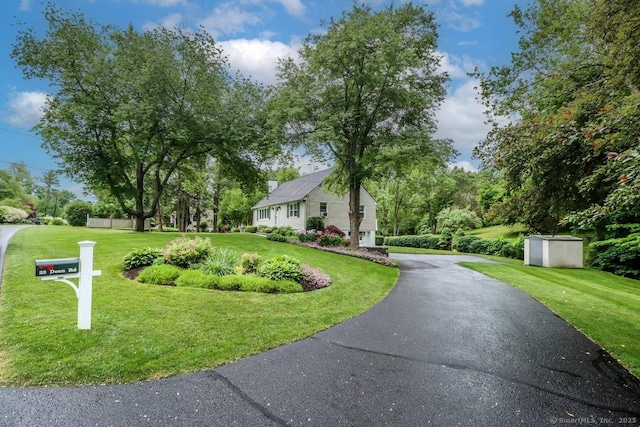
359 205 365 219
287 202 300 218
320 202 328 217
258 208 270 220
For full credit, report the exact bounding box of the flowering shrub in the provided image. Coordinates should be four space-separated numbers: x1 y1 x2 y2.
325 224 345 237
163 236 214 268
317 231 344 247
299 264 332 291
288 239 397 267
0 206 28 223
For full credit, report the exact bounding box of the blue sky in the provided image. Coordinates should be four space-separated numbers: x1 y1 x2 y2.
0 0 525 198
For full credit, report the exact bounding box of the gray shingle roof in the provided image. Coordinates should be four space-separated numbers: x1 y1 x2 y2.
253 168 335 209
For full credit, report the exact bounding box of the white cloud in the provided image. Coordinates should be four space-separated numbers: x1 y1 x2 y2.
198 4 261 38
443 10 481 32
143 13 184 31
19 0 31 11
437 51 483 81
220 38 300 85
273 0 305 17
434 78 489 154
458 0 483 6
2 91 48 128
448 160 477 172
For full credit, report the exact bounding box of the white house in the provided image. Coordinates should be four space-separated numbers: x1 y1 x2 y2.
252 168 378 246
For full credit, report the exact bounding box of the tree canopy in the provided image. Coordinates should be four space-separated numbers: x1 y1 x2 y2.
475 0 640 234
12 4 277 231
268 3 453 246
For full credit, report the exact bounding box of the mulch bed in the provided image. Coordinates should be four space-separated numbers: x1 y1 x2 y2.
123 266 146 280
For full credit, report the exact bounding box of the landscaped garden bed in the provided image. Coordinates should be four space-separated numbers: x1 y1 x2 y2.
122 236 332 293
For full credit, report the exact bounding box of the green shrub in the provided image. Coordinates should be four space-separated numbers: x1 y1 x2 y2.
123 247 163 270
298 230 320 243
271 226 297 237
163 236 214 268
199 221 208 232
64 201 93 226
589 233 640 279
231 227 240 233
137 264 181 286
499 237 524 260
317 233 344 247
437 230 453 250
266 233 288 242
258 255 302 282
217 275 243 291
306 216 325 231
451 235 482 253
486 237 511 256
468 239 491 255
175 270 219 289
195 248 238 276
375 235 384 246
240 252 262 274
273 280 303 293
384 235 440 249
238 276 302 293
50 218 65 226
436 207 482 232
245 226 257 233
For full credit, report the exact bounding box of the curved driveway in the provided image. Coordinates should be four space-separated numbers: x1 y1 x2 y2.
1 253 639 426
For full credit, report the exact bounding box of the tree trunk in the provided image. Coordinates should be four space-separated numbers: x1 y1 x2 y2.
194 194 202 232
176 193 189 232
348 181 361 248
157 200 164 232
212 182 221 232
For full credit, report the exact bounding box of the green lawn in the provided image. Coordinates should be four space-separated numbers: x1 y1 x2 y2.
467 224 527 240
0 227 398 386
460 262 640 379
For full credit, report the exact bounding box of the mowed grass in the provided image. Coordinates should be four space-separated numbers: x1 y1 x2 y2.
0 227 398 386
460 262 640 378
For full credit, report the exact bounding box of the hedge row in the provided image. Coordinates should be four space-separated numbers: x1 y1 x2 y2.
588 233 640 279
383 234 524 260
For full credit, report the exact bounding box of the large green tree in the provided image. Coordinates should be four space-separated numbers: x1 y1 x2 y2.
268 3 450 247
475 0 640 234
12 4 275 231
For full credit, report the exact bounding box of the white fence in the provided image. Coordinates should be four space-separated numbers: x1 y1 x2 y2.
86 216 151 231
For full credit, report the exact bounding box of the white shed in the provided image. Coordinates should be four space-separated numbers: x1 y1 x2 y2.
524 235 584 268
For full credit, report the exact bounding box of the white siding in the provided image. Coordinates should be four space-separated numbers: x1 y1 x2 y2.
252 182 377 246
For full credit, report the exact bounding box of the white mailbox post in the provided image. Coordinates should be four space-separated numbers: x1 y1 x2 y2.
36 241 101 330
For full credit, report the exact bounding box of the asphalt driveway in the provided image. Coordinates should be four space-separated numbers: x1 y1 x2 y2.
0 252 639 426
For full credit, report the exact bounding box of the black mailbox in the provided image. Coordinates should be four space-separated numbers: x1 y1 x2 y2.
35 258 80 277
